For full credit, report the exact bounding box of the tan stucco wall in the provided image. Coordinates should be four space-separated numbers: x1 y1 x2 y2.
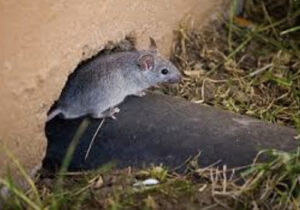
0 0 222 176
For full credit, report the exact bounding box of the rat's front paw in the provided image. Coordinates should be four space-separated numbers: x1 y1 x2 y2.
108 107 120 120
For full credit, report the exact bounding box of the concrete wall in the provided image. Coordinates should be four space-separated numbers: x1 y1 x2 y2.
0 0 222 176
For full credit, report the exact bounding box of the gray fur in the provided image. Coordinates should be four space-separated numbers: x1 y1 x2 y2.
47 42 182 121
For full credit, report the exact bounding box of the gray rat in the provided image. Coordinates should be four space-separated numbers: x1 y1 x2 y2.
47 38 182 121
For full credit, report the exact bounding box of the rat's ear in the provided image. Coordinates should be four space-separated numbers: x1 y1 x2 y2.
138 54 154 71
149 37 158 53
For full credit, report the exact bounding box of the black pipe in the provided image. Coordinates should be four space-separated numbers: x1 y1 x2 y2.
43 93 298 172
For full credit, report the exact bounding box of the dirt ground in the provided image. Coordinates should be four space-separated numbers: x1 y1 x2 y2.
1 0 300 209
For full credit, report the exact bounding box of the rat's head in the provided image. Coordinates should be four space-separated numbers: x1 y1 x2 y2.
137 38 182 86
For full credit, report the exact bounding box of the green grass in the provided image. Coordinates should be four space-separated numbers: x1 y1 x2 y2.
162 0 300 133
1 0 300 209
1 148 300 209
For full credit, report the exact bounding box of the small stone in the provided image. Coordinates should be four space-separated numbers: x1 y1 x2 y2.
133 178 160 187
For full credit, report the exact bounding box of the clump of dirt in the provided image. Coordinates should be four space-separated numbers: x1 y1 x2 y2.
31 166 228 210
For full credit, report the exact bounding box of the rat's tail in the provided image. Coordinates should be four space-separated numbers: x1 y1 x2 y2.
46 109 62 122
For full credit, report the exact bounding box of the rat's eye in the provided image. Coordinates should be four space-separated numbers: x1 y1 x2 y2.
161 68 169 75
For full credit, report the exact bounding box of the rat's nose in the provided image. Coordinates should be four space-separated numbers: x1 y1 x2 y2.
168 74 182 84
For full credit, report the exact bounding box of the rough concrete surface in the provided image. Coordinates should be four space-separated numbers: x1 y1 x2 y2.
0 0 223 176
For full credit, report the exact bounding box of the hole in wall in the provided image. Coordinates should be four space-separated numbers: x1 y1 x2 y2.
46 35 137 119
43 35 137 172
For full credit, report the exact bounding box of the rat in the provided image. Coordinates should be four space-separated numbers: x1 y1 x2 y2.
47 38 182 122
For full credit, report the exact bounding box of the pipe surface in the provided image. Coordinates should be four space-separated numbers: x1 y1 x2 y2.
43 93 298 172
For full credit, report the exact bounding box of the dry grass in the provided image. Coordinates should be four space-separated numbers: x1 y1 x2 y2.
1 149 300 209
1 0 300 209
162 0 300 131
